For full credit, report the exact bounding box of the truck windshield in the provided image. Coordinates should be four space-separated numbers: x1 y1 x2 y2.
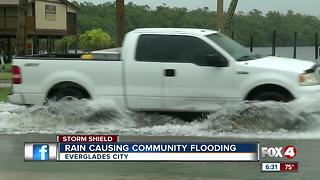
206 33 259 61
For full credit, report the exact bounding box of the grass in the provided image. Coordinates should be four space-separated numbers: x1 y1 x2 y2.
0 63 12 80
0 72 12 80
0 87 10 102
4 64 11 72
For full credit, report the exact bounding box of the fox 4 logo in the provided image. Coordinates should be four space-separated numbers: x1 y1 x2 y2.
261 145 297 159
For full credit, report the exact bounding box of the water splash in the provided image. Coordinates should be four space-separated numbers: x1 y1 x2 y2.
0 95 320 139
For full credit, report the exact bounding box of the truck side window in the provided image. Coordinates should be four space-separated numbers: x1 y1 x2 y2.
136 35 158 61
136 34 225 66
136 35 172 62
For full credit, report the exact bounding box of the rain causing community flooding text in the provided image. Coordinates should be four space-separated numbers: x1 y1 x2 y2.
0 94 320 139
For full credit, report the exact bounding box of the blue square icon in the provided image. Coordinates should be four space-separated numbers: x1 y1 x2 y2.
33 144 49 161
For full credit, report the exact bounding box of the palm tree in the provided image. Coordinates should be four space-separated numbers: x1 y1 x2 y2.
116 0 125 47
224 0 238 36
17 0 28 56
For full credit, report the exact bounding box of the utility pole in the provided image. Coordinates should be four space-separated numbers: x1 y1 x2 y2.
17 0 28 56
116 0 125 47
217 0 224 31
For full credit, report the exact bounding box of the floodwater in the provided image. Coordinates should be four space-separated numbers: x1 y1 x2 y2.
252 46 318 61
0 97 320 138
0 95 320 179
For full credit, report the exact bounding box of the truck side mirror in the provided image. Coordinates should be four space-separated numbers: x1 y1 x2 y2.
206 54 229 67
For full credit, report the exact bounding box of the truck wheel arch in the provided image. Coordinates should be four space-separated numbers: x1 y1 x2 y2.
245 84 295 101
46 81 91 99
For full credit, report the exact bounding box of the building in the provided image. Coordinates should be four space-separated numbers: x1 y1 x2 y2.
0 0 78 59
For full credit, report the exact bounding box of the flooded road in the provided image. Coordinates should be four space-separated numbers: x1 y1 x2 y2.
0 95 320 179
1 95 320 138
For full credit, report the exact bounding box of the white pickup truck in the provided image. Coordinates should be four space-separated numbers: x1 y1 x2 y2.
9 28 320 112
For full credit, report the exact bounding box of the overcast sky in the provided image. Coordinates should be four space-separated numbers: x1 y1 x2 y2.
75 0 320 16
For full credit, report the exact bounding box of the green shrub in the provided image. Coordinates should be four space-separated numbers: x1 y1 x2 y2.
55 36 78 53
80 29 112 52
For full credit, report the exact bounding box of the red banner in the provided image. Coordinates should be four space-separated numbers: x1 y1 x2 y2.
57 135 118 143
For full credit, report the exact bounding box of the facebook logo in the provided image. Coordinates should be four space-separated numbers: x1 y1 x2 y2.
33 144 49 160
25 143 57 161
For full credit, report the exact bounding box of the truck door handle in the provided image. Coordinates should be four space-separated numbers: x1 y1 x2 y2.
164 69 176 77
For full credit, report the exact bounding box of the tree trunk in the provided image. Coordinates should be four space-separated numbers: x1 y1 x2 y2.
116 0 125 47
216 0 224 31
17 0 28 56
224 0 238 36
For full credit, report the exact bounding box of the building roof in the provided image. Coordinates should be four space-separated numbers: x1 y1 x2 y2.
61 0 79 10
0 0 78 10
0 0 35 5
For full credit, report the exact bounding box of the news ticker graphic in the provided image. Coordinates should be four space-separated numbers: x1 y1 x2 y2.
58 143 258 161
24 135 259 162
261 162 299 172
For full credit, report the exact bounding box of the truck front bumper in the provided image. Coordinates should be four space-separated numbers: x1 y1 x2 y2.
294 85 320 99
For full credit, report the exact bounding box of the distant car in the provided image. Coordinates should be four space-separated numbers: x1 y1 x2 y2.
9 28 320 112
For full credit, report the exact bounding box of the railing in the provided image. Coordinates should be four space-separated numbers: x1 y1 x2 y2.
236 30 320 60
0 16 17 30
0 16 35 32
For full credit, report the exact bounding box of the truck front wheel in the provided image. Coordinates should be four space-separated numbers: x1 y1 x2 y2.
251 91 292 102
51 88 86 101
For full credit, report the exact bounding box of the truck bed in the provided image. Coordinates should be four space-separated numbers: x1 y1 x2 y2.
10 50 124 105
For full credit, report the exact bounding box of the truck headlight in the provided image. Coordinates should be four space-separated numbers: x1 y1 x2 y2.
299 72 319 86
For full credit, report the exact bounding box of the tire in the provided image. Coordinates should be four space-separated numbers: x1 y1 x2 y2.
51 88 85 101
251 91 292 102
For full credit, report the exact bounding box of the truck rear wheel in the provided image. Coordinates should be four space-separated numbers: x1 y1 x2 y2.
251 91 292 102
51 88 86 101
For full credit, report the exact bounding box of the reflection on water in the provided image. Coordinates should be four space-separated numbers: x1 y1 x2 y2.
250 46 318 61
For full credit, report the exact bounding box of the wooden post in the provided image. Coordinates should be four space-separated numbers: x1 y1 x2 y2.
75 36 79 54
116 0 125 47
3 40 7 62
0 41 4 57
64 42 68 54
7 38 11 62
315 33 319 60
217 0 224 31
17 0 28 56
250 35 253 52
48 36 53 53
32 35 38 55
272 30 276 56
293 32 297 59
47 36 50 53
52 36 55 53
